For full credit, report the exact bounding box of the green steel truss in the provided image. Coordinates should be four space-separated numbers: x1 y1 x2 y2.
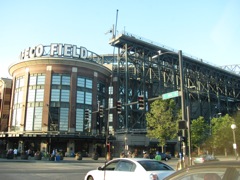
107 32 240 134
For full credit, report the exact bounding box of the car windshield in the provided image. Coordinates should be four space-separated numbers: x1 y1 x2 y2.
138 160 173 171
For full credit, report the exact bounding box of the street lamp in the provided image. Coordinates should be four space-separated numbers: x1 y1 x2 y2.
231 124 238 160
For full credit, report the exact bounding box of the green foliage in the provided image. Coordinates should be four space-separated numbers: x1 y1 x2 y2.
146 99 178 147
229 111 240 143
210 114 235 151
191 116 210 149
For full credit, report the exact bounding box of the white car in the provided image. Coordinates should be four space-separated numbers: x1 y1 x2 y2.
84 158 175 180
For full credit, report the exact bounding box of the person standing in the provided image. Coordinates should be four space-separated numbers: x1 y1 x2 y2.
155 151 162 161
13 148 18 159
143 151 149 158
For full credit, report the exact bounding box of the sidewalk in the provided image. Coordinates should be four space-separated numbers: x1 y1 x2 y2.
214 155 238 161
0 156 107 163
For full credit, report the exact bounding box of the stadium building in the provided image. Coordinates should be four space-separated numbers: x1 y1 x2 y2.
1 32 239 158
4 43 118 157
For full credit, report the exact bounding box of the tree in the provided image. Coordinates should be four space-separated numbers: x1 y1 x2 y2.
146 99 178 152
210 114 235 156
230 111 240 147
190 116 210 155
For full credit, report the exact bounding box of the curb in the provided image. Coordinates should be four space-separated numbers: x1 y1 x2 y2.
0 157 108 163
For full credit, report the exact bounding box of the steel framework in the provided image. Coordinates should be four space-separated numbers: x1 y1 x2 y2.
220 64 240 75
107 31 240 134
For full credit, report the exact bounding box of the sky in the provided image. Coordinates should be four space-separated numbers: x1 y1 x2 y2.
1 0 240 78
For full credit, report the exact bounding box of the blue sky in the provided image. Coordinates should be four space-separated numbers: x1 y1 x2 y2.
1 0 239 78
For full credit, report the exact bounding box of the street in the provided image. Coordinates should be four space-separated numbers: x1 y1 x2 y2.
0 156 236 180
0 157 178 180
0 161 102 180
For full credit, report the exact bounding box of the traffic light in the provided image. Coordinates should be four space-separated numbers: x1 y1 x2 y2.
85 109 89 120
99 105 104 117
178 136 186 142
178 120 186 130
116 101 122 114
138 95 144 110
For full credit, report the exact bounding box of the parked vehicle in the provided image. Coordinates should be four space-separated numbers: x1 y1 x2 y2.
193 154 219 164
159 152 172 161
84 158 175 180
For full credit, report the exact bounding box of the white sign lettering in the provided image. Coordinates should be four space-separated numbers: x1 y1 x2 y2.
20 43 89 60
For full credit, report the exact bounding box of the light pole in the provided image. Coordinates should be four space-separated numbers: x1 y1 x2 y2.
124 136 128 155
178 50 187 158
153 50 187 163
231 124 238 160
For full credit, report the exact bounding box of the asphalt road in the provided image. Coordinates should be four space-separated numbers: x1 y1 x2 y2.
0 161 103 180
0 156 235 180
0 157 178 180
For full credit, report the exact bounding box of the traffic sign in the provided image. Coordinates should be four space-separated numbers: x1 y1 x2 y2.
162 90 180 100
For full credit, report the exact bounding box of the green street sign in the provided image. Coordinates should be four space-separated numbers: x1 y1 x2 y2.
162 90 180 100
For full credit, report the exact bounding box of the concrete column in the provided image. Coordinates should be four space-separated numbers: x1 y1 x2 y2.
69 67 77 133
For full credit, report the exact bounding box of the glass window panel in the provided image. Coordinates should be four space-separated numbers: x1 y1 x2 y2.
86 79 92 89
62 76 70 85
77 77 85 87
50 107 59 124
19 78 24 87
25 107 34 130
12 109 17 126
16 108 21 127
59 108 69 131
85 92 92 105
37 75 45 84
18 91 23 103
108 113 113 122
15 79 20 89
14 92 19 104
76 91 84 103
28 89 35 102
29 76 37 85
34 107 42 130
76 109 84 131
109 86 113 95
61 90 70 102
52 75 61 85
108 98 113 108
97 82 106 93
36 89 44 101
51 89 60 101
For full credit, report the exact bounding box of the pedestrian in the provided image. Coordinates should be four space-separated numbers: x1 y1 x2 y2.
155 151 162 161
127 151 132 158
179 152 182 160
120 151 125 158
27 149 32 158
143 151 149 158
52 149 56 156
13 148 18 159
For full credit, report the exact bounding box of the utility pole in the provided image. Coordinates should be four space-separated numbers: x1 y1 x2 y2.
179 50 187 158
